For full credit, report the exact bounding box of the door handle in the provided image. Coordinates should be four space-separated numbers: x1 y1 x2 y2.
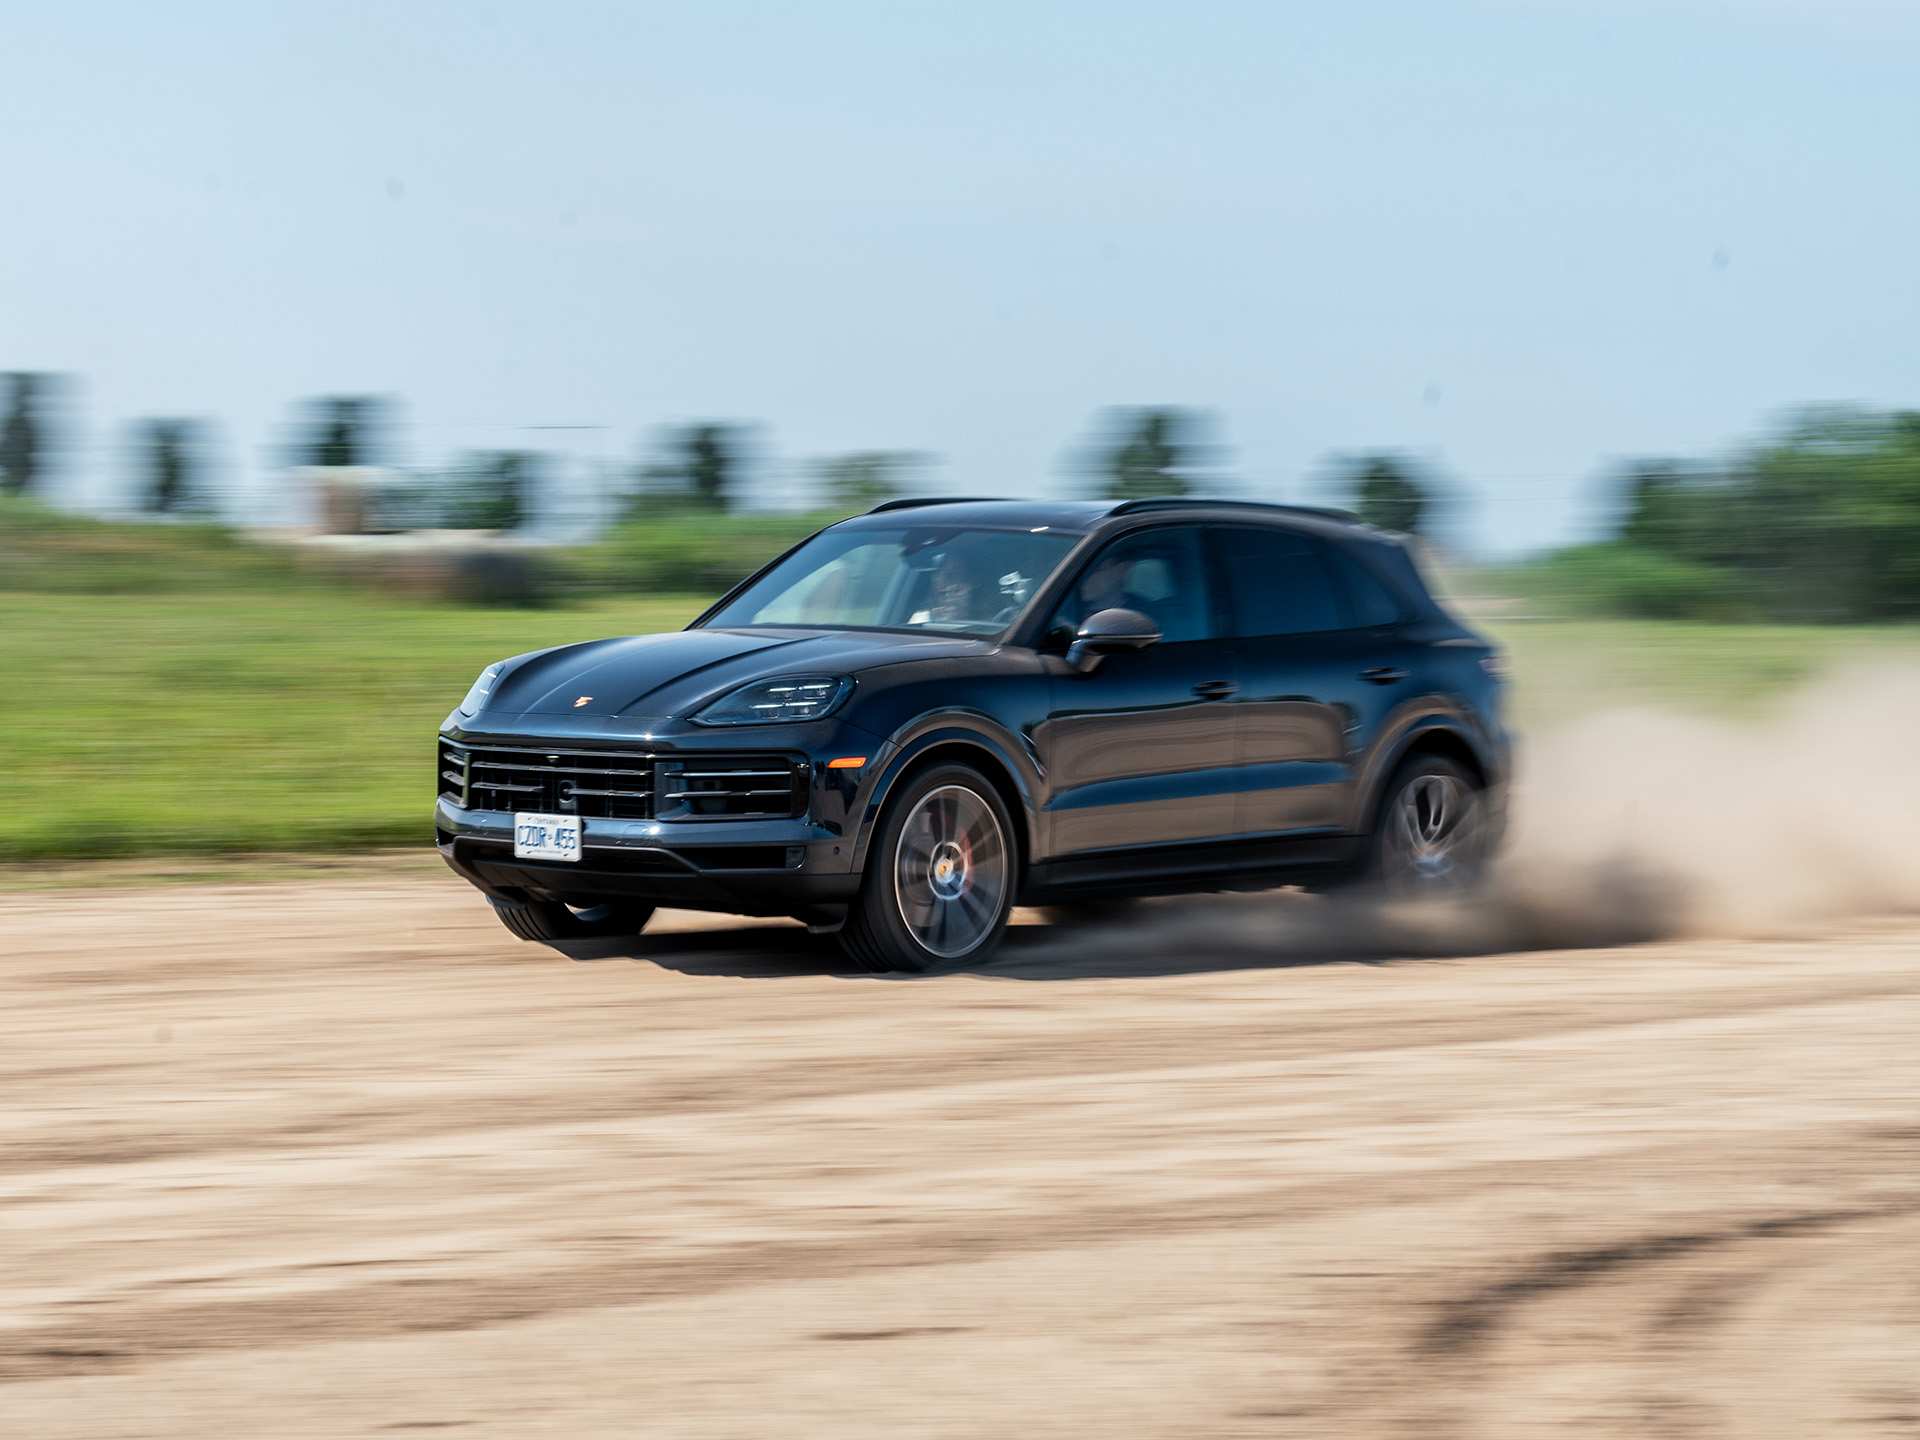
1192 679 1237 700
1360 666 1408 685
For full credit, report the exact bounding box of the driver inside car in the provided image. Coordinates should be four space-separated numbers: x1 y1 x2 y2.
927 547 983 625
909 546 993 628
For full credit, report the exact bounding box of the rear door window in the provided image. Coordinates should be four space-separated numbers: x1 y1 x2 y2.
1215 526 1346 636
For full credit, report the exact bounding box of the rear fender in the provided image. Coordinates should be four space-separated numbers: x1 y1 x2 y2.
1347 705 1501 834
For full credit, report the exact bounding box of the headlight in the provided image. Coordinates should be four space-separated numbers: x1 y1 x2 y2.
694 675 852 726
457 662 504 717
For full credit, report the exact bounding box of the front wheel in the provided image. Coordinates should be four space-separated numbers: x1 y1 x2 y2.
487 896 655 946
839 764 1017 973
1368 755 1489 897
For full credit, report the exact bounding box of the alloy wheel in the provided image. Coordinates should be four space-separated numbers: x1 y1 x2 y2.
892 784 1009 959
1386 771 1479 889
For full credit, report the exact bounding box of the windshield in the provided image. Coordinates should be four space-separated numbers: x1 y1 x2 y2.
702 524 1080 636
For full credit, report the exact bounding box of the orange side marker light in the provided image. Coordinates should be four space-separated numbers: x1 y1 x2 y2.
826 756 867 770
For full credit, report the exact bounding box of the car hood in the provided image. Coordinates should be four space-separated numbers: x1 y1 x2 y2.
483 627 992 720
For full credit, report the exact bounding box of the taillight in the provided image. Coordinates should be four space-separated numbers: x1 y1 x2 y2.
1479 652 1508 682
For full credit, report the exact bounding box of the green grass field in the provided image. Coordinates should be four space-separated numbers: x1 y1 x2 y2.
1490 618 1920 725
4 502 1916 862
1 589 705 860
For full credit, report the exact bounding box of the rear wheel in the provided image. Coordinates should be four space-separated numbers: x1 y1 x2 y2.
839 764 1016 973
1368 755 1488 896
487 896 655 946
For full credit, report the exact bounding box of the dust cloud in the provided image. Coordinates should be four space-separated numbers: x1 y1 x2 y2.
1505 661 1920 937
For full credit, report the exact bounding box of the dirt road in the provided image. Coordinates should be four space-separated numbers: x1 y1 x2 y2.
4 874 1918 1437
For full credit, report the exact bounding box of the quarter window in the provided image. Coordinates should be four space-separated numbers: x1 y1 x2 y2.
1327 548 1406 627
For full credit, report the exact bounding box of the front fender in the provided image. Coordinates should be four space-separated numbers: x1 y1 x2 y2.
847 712 1045 874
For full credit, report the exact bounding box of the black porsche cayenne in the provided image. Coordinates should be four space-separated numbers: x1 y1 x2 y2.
436 497 1510 971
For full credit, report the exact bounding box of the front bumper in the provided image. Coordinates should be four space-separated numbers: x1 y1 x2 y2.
435 801 860 917
435 711 885 919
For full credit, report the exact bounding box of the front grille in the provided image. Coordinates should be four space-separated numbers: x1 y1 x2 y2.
438 742 805 822
653 759 812 821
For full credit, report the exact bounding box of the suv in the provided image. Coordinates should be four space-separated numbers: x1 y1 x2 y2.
436 497 1509 971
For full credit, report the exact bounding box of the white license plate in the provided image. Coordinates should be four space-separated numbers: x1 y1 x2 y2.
513 812 582 862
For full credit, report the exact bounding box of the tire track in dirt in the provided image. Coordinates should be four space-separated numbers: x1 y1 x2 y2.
4 1128 1912 1387
1415 1204 1912 1359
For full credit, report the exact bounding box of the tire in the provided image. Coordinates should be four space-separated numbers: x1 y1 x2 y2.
487 896 655 946
839 763 1018 974
1365 754 1489 897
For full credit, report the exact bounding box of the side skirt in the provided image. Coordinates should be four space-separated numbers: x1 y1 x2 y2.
1022 833 1363 905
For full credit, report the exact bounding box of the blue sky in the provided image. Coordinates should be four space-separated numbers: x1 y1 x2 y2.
5 0 1915 550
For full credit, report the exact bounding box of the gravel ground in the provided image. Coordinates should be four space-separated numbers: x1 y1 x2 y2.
4 876 1917 1438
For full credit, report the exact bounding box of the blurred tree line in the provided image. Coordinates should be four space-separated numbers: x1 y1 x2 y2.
1577 409 1920 621
1 373 50 496
10 367 1920 623
135 418 210 513
1347 454 1431 534
1083 409 1445 538
631 422 747 511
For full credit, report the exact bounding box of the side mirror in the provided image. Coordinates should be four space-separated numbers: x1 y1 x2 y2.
1065 607 1161 673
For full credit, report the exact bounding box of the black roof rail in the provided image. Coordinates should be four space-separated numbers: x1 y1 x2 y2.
865 495 1010 514
1105 496 1369 526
